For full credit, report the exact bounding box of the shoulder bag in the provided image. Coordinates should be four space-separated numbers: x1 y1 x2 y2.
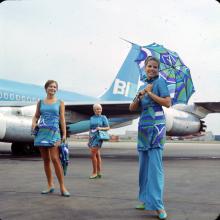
98 130 110 141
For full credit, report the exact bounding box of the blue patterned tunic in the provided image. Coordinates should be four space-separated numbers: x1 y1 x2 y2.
138 76 170 151
88 115 109 148
34 100 61 147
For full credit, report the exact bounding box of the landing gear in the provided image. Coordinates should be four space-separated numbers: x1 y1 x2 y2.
11 143 39 155
11 143 23 155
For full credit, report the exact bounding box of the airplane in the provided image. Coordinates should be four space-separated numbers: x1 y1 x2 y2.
0 42 220 155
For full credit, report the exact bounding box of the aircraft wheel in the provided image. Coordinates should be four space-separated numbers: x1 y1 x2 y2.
11 143 23 155
22 144 34 155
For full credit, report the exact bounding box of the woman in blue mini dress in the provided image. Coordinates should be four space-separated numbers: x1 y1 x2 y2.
88 104 110 179
129 57 171 219
32 80 70 197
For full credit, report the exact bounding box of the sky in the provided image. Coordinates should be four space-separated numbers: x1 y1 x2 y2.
0 0 220 134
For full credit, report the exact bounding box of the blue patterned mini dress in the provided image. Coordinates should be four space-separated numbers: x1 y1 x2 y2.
138 76 170 151
34 100 61 147
88 115 109 148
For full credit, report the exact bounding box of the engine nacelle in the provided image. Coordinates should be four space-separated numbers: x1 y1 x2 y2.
0 113 33 142
164 107 205 136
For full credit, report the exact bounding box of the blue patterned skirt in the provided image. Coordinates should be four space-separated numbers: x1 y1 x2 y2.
34 127 61 147
88 130 103 148
34 113 61 147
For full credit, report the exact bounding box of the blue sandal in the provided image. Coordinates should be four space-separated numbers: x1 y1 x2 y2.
158 212 167 219
89 175 98 179
61 191 70 197
41 188 55 194
135 203 145 210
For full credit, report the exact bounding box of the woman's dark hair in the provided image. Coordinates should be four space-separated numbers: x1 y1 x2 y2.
144 56 160 68
44 80 58 90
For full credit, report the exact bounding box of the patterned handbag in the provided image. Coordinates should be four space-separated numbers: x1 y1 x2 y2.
98 130 110 141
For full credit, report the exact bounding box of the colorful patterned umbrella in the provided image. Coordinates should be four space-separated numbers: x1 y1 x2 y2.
59 142 69 176
136 42 195 105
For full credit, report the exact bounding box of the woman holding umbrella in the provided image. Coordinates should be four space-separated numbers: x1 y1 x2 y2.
129 56 171 219
32 80 70 197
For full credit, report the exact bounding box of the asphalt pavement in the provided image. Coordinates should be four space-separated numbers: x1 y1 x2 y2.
0 141 220 220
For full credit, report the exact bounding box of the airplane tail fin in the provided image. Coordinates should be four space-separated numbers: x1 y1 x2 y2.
100 43 141 101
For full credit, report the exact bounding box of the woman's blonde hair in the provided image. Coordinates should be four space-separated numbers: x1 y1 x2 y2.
93 103 102 110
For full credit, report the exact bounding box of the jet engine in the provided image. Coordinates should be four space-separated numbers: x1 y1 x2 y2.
164 108 206 136
0 113 33 142
0 112 35 154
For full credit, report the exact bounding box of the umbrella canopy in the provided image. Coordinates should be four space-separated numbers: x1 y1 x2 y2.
136 43 195 105
59 142 69 176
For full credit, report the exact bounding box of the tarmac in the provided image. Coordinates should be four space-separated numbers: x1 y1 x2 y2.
0 141 220 220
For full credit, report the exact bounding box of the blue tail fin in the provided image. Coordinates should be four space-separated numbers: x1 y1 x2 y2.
100 43 140 101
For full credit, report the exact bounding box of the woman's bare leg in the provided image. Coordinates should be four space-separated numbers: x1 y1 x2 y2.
50 146 68 193
96 149 102 174
90 148 98 175
39 147 54 189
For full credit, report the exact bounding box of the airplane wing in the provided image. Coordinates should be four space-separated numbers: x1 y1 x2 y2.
194 102 220 113
172 101 220 119
65 100 136 117
64 101 139 130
